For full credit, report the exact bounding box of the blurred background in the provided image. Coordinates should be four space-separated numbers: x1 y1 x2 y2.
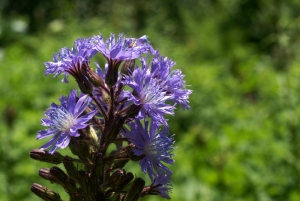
1 0 300 200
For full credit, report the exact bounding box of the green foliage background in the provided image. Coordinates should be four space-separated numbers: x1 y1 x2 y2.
1 0 300 200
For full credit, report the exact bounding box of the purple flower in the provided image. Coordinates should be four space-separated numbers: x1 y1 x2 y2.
150 53 192 110
92 33 156 62
124 57 175 127
92 33 157 86
44 38 95 83
151 174 172 199
37 90 97 154
123 120 174 180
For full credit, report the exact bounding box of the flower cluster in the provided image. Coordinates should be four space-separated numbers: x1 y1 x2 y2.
31 32 191 201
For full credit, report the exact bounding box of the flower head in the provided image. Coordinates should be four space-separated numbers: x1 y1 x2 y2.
44 38 95 83
151 174 172 199
92 33 156 86
151 53 192 110
124 57 176 127
37 90 97 154
123 120 174 180
92 33 156 62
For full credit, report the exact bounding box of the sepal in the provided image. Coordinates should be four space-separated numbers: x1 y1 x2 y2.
124 178 145 201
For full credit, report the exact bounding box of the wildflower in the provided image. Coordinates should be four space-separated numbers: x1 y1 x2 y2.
44 38 95 83
37 90 97 154
124 57 175 127
151 174 172 199
123 120 174 180
151 53 192 110
33 31 192 201
92 33 155 62
92 33 156 86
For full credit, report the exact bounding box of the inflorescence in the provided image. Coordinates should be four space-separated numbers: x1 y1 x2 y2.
30 32 192 201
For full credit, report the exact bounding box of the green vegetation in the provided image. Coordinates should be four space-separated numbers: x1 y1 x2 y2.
1 0 300 200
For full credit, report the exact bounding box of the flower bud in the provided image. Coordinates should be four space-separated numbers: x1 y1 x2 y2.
50 167 76 192
104 169 124 188
68 137 81 156
124 178 145 201
30 149 64 164
110 157 130 170
39 168 57 183
104 169 134 191
105 62 121 87
107 147 131 170
63 157 78 181
69 137 94 163
77 170 90 195
75 74 93 95
30 183 62 201
106 115 126 142
114 171 134 191
65 62 93 94
83 65 105 87
121 59 135 78
118 104 141 118
91 153 104 185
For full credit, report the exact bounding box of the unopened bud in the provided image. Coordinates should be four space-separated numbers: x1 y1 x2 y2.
105 169 133 190
69 137 94 163
63 157 78 181
107 148 131 170
104 169 124 188
105 62 121 87
84 66 105 87
111 157 130 170
77 170 90 195
39 168 57 183
119 104 141 118
50 167 76 191
91 153 104 185
121 59 135 78
114 171 134 190
30 183 62 201
106 115 126 142
65 62 93 94
124 178 145 201
75 74 93 95
68 137 80 156
30 149 64 164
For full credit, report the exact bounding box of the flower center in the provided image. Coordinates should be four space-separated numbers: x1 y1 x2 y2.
52 107 75 132
144 135 170 159
141 80 166 105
